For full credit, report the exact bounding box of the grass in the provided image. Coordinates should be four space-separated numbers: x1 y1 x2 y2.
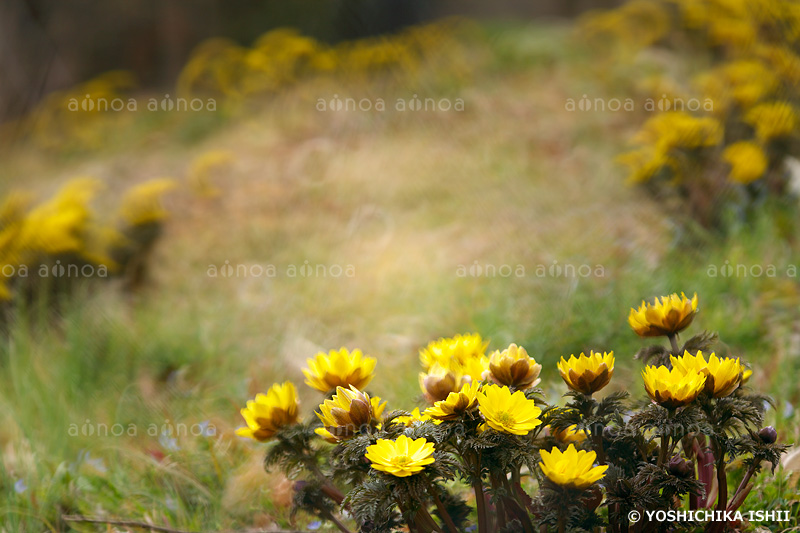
1 20 799 532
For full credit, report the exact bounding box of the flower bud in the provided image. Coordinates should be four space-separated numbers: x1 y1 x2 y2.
419 364 462 403
758 426 778 444
488 343 542 389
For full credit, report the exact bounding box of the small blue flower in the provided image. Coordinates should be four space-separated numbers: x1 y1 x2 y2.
197 420 216 437
159 431 180 451
165 496 178 512
784 401 795 419
307 521 322 530
14 479 27 494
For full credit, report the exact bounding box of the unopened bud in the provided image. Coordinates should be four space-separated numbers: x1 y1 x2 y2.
758 426 777 444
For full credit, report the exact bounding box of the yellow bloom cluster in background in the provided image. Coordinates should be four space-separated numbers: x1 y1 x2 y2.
585 0 800 226
3 21 469 154
0 177 177 303
177 21 469 101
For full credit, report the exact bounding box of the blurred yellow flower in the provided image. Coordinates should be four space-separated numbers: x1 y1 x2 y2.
303 347 376 393
236 382 299 441
540 444 608 490
616 146 678 184
670 350 744 398
551 424 588 444
393 407 438 427
745 102 798 141
477 384 542 435
634 112 722 152
365 435 435 477
488 343 542 389
694 61 777 112
419 333 487 373
723 141 768 184
424 381 480 421
742 368 753 384
17 178 101 257
118 178 178 226
628 292 698 337
316 385 376 441
642 365 706 409
187 150 234 198
557 351 614 395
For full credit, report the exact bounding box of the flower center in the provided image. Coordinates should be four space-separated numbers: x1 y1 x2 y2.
393 455 411 466
497 411 515 427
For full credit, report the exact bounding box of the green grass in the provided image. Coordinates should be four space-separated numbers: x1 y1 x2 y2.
1 20 799 532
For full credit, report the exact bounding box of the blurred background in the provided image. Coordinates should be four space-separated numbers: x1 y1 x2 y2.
1 0 799 530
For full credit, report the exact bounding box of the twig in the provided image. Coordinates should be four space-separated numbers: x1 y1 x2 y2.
61 514 311 533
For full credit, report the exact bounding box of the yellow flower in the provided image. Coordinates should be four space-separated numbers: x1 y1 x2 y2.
616 146 678 184
634 112 722 152
424 381 480 421
551 424 588 444
393 407 437 427
741 368 753 385
314 427 339 444
488 343 542 389
188 149 234 198
642 365 706 409
723 142 768 184
540 444 608 490
236 382 299 441
478 384 542 435
670 351 744 398
419 333 487 373
628 292 698 338
694 61 777 112
316 385 376 441
365 435 436 477
303 347 376 393
16 177 100 258
419 364 463 403
118 178 178 226
745 102 798 141
370 395 387 423
557 351 615 395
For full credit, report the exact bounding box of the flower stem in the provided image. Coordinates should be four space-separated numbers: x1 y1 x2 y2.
728 463 757 511
668 333 680 355
424 477 459 533
557 505 566 533
471 453 489 533
320 509 353 533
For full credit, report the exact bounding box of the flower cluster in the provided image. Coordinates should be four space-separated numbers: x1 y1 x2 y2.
235 292 786 532
0 177 176 304
583 0 800 229
177 21 468 102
